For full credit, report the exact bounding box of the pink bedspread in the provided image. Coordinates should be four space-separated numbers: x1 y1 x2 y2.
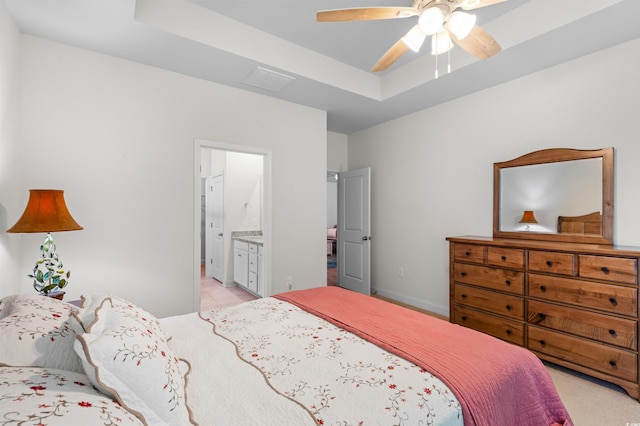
275 287 572 426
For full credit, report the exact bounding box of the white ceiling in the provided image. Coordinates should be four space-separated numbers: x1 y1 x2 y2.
5 0 640 134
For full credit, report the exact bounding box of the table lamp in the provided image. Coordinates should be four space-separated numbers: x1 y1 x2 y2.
519 210 538 232
7 189 83 298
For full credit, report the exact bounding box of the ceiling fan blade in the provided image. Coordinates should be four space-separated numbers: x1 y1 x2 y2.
451 25 501 60
460 0 509 11
371 39 409 72
317 7 418 22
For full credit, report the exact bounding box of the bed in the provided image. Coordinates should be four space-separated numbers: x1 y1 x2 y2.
0 287 573 425
557 211 602 234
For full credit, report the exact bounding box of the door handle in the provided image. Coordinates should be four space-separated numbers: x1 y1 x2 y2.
218 233 223 237
362 236 371 241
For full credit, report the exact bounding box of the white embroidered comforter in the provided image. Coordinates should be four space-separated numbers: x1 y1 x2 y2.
162 297 463 426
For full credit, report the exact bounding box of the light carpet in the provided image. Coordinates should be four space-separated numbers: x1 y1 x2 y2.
544 362 639 425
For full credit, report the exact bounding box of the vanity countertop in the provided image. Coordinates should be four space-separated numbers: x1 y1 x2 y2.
231 231 263 246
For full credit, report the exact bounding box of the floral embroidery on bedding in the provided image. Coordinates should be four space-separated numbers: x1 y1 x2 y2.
0 295 84 373
0 367 143 425
203 299 462 426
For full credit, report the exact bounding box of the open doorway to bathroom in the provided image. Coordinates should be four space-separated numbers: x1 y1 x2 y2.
194 140 271 311
327 171 338 286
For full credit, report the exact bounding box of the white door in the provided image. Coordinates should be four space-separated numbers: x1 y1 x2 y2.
338 167 371 295
205 174 224 281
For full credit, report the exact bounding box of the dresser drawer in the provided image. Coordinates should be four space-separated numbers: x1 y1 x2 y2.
454 244 485 264
453 263 524 295
455 284 524 319
579 255 638 284
529 250 575 276
486 247 525 269
454 305 524 345
527 300 637 350
528 326 637 382
528 273 637 316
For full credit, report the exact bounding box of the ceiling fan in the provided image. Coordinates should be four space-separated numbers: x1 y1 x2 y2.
317 0 507 72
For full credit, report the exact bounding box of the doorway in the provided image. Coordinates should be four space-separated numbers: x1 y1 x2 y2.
326 167 371 294
193 140 271 311
327 171 338 286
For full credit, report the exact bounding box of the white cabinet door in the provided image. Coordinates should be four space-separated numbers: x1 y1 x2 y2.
248 250 258 293
257 246 263 296
233 242 249 287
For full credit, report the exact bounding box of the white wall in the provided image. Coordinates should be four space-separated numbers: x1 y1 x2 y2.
10 35 327 317
0 1 22 296
225 152 263 233
327 131 348 172
349 37 640 317
327 131 347 228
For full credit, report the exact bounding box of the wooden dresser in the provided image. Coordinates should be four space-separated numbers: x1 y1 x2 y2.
447 236 639 400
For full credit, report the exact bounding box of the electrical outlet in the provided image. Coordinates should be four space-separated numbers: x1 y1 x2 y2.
287 276 293 290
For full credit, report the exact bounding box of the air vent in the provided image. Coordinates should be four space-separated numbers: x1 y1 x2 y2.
242 66 296 92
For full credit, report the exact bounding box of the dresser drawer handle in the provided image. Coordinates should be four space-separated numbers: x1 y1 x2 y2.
501 255 507 261
505 280 511 286
601 267 610 274
465 251 471 256
538 313 546 320
546 260 553 267
609 360 617 368
505 329 512 335
461 315 467 321
460 272 467 277
609 329 617 336
505 305 512 311
539 285 547 292
539 340 546 347
609 297 618 306
461 294 467 299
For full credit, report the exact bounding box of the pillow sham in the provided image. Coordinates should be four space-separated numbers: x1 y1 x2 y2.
72 293 168 341
73 297 191 425
0 294 84 373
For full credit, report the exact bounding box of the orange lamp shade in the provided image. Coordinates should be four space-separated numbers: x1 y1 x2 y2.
519 210 538 224
7 189 83 233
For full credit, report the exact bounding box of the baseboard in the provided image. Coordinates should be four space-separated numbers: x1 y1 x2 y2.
372 287 449 319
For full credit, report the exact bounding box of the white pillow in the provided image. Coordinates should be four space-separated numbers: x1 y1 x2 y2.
74 297 192 425
72 293 169 341
0 294 84 373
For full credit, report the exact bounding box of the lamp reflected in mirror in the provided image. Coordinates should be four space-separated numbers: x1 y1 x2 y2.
519 210 538 232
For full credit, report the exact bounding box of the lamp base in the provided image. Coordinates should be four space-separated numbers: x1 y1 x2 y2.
43 291 65 300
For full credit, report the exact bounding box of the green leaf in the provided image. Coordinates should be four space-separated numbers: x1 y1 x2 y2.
42 284 57 293
58 279 68 289
36 270 44 283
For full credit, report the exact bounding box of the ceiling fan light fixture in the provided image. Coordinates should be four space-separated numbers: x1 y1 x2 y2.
431 29 453 55
402 25 426 52
447 11 476 40
461 0 482 8
418 7 444 35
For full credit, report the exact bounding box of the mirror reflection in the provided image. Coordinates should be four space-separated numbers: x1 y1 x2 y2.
500 158 602 233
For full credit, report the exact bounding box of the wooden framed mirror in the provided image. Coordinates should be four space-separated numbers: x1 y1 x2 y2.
493 147 613 244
